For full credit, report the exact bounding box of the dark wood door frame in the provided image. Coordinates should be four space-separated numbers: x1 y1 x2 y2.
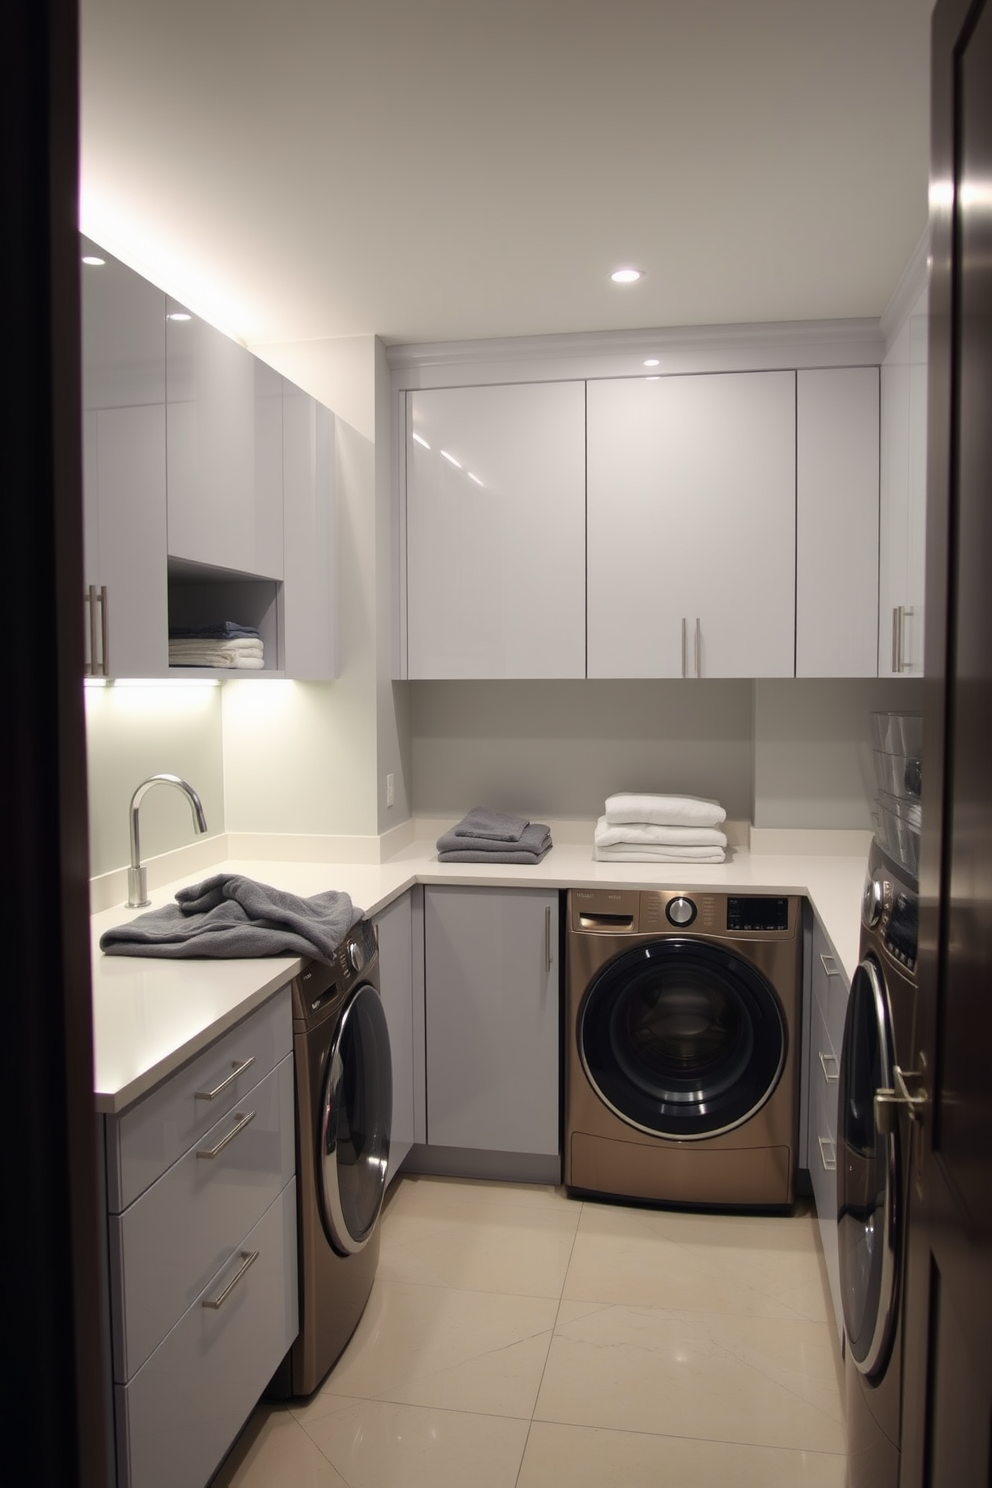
2 1 110 1483
901 0 992 1482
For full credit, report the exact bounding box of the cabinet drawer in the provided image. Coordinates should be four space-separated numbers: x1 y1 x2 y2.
108 986 292 1212
109 1053 295 1382
115 1179 298 1488
811 920 849 1060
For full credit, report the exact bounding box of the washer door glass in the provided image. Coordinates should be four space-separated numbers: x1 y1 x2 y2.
319 983 392 1256
579 939 786 1139
837 957 900 1377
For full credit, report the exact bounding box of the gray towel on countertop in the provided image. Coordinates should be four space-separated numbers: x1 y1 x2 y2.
437 821 552 863
437 844 553 864
436 820 551 857
452 806 530 843
99 874 363 966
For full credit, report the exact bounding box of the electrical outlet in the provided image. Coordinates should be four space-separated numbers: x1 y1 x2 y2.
386 773 395 808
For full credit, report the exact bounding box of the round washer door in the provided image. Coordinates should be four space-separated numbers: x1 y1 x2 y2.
319 982 392 1255
837 956 900 1378
579 938 786 1140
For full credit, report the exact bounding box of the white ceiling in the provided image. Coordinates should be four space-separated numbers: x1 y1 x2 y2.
79 0 933 350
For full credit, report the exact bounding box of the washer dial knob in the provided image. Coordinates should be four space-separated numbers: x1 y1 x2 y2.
666 895 697 927
862 872 885 930
347 939 366 974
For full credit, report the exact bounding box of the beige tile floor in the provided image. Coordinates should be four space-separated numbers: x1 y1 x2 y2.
212 1175 846 1488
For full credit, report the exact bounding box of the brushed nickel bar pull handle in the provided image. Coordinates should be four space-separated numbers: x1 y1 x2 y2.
817 1136 837 1172
694 618 701 678
891 606 900 674
681 617 687 678
818 1051 840 1083
819 952 840 977
99 585 109 677
195 1056 255 1101
197 1109 256 1159
545 904 552 975
86 586 98 675
201 1250 259 1309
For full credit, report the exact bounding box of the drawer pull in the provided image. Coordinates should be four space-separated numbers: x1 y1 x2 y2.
197 1109 256 1160
819 953 840 978
818 1136 837 1172
201 1249 259 1310
818 1051 840 1083
545 904 553 974
195 1056 256 1101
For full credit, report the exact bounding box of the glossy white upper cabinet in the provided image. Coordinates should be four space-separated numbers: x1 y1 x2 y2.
281 387 338 678
166 304 284 580
796 368 879 677
879 287 928 677
80 241 169 678
405 382 586 678
587 371 796 678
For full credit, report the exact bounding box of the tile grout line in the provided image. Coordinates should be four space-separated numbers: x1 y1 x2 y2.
512 1191 586 1488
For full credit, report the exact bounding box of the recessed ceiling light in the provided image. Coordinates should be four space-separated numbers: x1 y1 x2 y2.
440 450 461 468
412 432 431 449
167 311 193 322
644 358 660 367
467 473 484 486
611 267 644 284
81 255 105 266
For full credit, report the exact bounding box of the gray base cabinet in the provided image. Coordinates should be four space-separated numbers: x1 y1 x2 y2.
424 886 559 1160
805 914 850 1344
102 989 297 1488
374 887 426 1184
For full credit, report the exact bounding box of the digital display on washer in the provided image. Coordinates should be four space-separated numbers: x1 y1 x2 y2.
727 897 789 932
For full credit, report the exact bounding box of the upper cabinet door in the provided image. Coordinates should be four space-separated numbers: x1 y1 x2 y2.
166 305 284 580
587 371 797 678
80 239 169 678
879 286 928 677
281 386 337 679
405 381 586 679
796 368 879 677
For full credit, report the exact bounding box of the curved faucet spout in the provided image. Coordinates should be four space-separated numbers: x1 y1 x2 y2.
127 774 209 908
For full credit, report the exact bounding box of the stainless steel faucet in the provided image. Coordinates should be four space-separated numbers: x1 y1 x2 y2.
127 774 209 907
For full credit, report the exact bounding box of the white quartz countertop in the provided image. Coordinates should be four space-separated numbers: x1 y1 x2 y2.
91 838 868 1114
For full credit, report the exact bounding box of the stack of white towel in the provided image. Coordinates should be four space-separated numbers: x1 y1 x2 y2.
168 622 264 670
594 793 728 863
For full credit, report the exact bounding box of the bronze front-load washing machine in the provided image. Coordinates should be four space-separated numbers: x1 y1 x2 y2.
565 887 802 1209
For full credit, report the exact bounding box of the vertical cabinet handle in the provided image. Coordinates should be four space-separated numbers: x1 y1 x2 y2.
694 618 701 678
891 605 914 673
819 953 840 977
681 617 687 678
818 1136 837 1172
84 585 110 676
545 905 552 975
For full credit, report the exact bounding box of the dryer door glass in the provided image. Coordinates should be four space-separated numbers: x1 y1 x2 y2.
837 957 900 1378
579 939 786 1139
319 982 392 1255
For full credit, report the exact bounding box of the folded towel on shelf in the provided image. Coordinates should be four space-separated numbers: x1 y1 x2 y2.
594 817 728 850
453 806 531 843
593 844 727 863
604 793 727 828
436 820 552 864
169 622 261 640
169 637 264 669
100 874 363 966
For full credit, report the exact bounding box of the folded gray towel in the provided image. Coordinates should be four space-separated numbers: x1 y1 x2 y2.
452 806 531 842
437 821 551 857
99 874 363 966
437 844 552 865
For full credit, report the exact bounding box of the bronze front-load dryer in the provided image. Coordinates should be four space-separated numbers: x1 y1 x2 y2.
565 887 802 1209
